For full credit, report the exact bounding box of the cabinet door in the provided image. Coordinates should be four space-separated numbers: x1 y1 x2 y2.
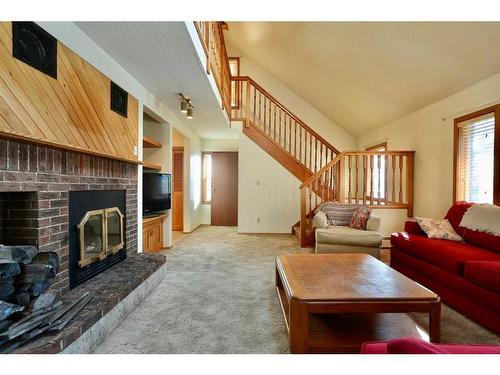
150 222 163 251
142 225 151 253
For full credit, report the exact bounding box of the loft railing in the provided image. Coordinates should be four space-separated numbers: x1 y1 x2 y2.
299 151 414 246
231 76 340 174
194 21 232 120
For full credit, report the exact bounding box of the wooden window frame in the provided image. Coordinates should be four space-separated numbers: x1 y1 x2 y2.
202 152 212 204
366 142 387 152
453 104 500 206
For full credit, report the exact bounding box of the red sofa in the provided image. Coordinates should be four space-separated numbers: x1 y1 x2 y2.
362 337 500 354
391 201 500 334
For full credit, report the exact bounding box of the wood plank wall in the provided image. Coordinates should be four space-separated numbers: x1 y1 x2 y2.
0 22 139 163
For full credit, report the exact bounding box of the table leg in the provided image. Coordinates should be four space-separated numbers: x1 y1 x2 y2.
429 299 441 343
289 299 309 353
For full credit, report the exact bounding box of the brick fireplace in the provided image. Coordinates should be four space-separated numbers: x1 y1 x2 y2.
0 137 138 294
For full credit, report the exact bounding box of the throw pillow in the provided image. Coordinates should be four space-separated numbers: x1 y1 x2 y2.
349 206 371 230
313 210 329 229
416 217 463 241
319 203 357 226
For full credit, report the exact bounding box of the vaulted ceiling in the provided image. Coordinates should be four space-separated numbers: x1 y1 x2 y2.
226 22 500 136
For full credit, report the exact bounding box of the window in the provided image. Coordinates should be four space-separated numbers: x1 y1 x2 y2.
202 153 212 203
366 142 387 200
229 57 240 108
454 105 500 205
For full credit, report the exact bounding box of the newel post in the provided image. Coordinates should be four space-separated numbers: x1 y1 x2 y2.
406 152 415 217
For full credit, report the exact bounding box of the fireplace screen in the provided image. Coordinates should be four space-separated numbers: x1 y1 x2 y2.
77 207 124 267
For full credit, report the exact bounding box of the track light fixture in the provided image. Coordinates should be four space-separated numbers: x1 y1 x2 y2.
179 93 194 119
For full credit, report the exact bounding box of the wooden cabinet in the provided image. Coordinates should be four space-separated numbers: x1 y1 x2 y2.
142 215 165 253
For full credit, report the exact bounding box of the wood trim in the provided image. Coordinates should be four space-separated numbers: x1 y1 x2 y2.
366 142 387 151
453 104 499 205
143 161 161 171
143 136 162 149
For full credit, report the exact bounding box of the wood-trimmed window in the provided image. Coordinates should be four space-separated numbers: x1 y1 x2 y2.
202 152 213 204
229 57 240 109
454 105 500 205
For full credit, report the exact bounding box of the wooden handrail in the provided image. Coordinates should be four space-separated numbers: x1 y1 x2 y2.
232 76 340 155
299 150 415 246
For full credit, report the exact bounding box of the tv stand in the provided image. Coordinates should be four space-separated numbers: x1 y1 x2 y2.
142 214 166 253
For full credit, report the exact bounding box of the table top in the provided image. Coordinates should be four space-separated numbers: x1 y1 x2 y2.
276 254 438 302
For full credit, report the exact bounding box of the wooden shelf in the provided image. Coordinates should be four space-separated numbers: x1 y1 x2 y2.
143 136 162 149
143 161 162 171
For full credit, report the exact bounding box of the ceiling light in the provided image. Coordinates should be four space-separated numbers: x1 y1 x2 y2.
180 99 189 113
186 106 193 119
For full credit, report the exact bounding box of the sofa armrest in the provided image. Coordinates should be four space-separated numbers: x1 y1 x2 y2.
366 215 381 232
313 211 329 229
404 220 426 235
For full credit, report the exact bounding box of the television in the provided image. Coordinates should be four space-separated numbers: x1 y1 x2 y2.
143 172 171 214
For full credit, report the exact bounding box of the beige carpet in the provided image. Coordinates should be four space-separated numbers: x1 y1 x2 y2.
94 226 499 353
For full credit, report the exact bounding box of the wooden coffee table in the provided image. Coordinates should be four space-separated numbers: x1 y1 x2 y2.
275 254 441 353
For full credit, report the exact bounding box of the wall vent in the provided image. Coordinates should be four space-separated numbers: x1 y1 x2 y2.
110 81 128 118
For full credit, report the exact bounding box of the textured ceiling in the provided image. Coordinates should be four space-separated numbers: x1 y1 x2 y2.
76 22 237 139
226 22 500 136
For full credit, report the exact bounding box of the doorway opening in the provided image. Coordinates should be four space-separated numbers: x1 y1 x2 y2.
172 128 186 233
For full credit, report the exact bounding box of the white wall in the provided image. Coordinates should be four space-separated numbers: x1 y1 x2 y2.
231 53 357 151
358 72 500 225
37 22 204 245
143 118 172 247
238 133 301 233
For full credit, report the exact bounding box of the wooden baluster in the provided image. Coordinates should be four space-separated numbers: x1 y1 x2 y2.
253 85 256 126
278 109 282 146
288 117 291 155
399 155 404 204
392 155 396 204
384 154 388 206
347 155 352 204
258 90 262 130
308 132 312 171
406 153 414 217
370 155 374 205
299 126 303 164
354 155 359 204
363 155 367 205
263 93 267 132
245 79 250 127
377 155 381 205
292 120 296 159
273 104 277 141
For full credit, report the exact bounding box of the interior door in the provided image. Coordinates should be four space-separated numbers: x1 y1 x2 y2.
211 152 238 226
172 147 184 231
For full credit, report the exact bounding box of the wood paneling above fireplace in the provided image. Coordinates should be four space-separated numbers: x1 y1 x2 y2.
0 22 139 163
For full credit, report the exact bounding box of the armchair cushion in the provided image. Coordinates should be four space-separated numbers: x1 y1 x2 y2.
316 226 382 247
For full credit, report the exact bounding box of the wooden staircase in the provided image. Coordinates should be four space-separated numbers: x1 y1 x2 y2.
194 22 415 247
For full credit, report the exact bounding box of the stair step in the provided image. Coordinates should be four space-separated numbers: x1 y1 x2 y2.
292 225 301 241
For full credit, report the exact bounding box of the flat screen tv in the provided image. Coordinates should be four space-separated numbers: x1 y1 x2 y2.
143 172 171 214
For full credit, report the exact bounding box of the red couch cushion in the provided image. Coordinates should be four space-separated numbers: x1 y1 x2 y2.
391 232 500 275
445 201 500 253
464 261 500 293
361 338 500 354
387 337 448 354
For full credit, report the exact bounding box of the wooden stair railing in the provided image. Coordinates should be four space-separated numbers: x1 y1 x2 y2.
231 76 339 176
194 21 232 120
299 151 415 247
194 22 415 248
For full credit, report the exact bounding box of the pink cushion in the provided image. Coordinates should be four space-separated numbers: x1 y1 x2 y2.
387 337 448 354
464 261 500 293
349 206 371 230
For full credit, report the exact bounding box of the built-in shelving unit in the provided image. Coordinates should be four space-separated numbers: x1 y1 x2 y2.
143 161 162 171
143 136 162 149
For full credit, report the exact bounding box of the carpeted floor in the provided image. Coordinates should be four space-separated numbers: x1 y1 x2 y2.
94 226 499 353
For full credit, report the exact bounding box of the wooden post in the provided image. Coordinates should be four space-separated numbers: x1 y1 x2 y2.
429 299 441 343
406 152 415 217
245 79 250 128
300 187 307 247
338 156 346 203
289 299 309 353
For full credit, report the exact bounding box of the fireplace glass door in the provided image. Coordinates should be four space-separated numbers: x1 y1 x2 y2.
77 207 124 267
106 207 124 254
78 209 106 267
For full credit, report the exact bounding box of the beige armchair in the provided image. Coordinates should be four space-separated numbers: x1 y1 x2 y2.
314 211 382 258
